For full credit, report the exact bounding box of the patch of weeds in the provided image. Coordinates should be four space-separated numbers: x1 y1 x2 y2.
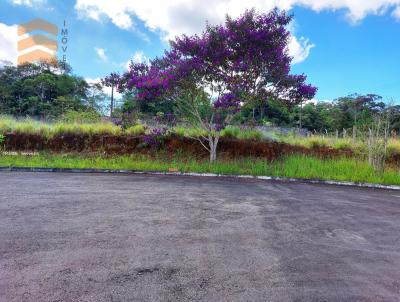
125 124 146 136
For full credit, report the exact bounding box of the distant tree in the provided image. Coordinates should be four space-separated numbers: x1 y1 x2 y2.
101 72 121 116
0 60 102 118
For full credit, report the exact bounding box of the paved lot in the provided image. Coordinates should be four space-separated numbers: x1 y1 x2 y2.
0 172 400 301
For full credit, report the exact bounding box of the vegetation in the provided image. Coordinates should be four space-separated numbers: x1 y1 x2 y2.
0 60 107 119
0 115 121 137
2 115 400 156
128 9 316 161
0 133 4 151
59 110 101 124
0 9 398 185
125 124 146 136
0 153 399 185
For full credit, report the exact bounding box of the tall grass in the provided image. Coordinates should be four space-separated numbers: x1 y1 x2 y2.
279 133 367 153
2 116 400 156
0 116 122 137
0 153 399 185
387 138 400 155
221 126 264 140
125 124 146 135
170 125 265 140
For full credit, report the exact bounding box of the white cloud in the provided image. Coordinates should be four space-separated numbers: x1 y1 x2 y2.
393 5 400 18
94 47 107 61
132 51 146 64
122 50 149 70
75 0 400 64
288 36 315 64
0 23 18 65
75 1 313 64
10 0 46 6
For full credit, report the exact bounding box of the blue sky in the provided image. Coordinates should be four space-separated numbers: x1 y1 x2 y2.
0 0 399 102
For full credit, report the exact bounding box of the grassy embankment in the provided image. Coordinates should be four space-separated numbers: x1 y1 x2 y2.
0 153 399 185
1 116 399 185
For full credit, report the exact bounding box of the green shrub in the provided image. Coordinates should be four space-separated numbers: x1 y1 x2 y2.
125 124 146 136
186 127 208 137
307 137 328 148
237 129 263 140
387 138 400 155
59 110 101 124
171 126 186 137
171 126 207 138
221 126 240 138
332 138 352 150
0 115 15 134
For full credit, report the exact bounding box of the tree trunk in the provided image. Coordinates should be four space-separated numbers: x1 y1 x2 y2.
208 135 219 162
110 85 114 116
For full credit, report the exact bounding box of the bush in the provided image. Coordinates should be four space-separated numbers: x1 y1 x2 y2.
172 126 186 137
307 137 328 148
60 110 101 124
0 115 15 134
112 112 138 129
171 126 208 138
221 126 240 138
221 126 264 140
143 128 166 147
387 138 400 155
332 138 352 150
186 127 208 138
237 129 263 140
125 124 146 136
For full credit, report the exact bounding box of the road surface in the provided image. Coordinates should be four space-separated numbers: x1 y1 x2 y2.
0 172 400 301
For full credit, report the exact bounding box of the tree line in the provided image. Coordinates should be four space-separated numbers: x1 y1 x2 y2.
1 60 398 136
0 60 107 119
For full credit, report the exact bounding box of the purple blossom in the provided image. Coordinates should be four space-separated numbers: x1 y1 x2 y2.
111 116 122 126
143 128 166 147
213 93 241 113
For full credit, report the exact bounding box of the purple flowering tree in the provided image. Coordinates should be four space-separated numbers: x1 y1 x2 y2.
129 9 317 161
101 72 121 116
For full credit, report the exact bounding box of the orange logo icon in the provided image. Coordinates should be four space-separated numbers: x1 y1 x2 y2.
17 18 58 65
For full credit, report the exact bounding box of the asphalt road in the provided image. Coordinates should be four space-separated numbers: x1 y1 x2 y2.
1 172 400 302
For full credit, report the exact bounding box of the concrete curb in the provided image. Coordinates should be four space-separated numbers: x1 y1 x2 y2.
1 166 400 191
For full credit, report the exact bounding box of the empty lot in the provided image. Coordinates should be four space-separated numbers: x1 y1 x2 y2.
0 172 400 301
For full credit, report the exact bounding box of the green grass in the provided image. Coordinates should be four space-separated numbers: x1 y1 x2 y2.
170 126 208 138
0 115 124 137
278 134 367 152
170 125 265 140
125 124 146 135
0 153 399 185
387 138 400 155
2 115 400 157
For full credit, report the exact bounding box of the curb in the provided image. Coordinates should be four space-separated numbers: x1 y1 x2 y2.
1 166 400 191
